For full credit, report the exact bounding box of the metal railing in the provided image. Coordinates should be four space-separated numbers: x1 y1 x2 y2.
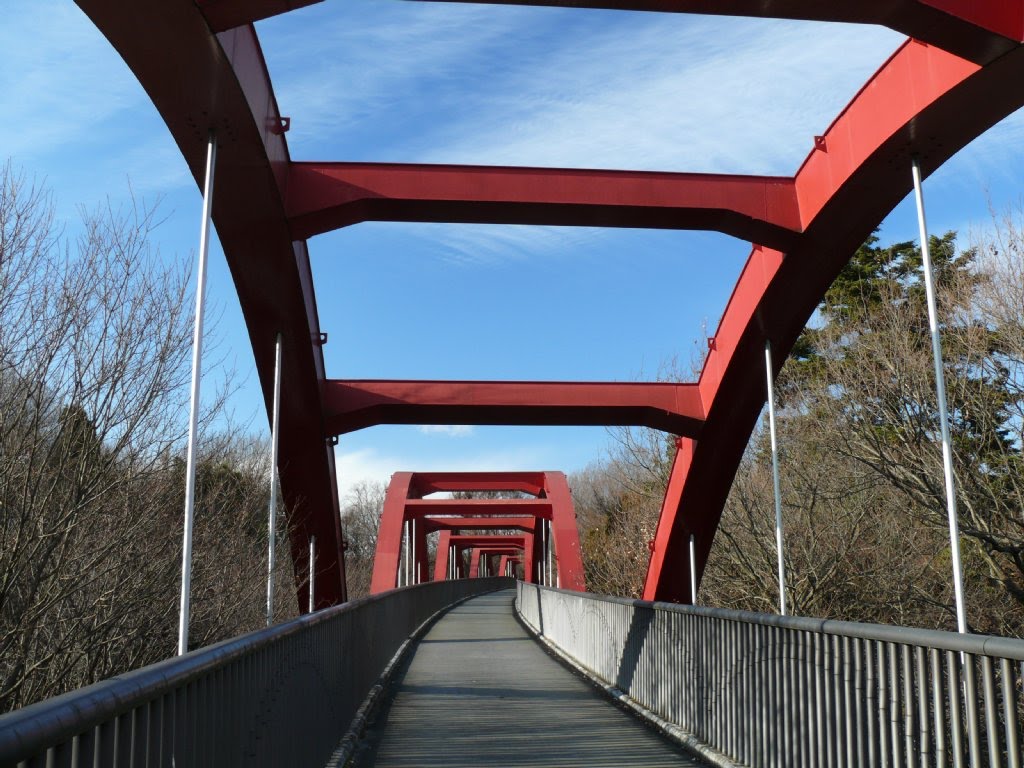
0 578 511 767
517 582 1024 768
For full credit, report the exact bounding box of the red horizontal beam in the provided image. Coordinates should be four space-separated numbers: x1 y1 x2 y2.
324 380 704 437
451 535 526 546
197 0 323 32
423 517 538 532
404 499 552 519
287 163 800 248
404 0 1022 64
409 471 546 497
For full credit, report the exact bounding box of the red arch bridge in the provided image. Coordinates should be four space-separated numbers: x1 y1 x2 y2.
2 1 1024 765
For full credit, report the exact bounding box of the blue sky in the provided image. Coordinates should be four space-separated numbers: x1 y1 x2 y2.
4 1 1024 500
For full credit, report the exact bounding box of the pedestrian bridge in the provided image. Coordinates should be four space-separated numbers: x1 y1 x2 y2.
8 1 1024 765
2 581 1020 767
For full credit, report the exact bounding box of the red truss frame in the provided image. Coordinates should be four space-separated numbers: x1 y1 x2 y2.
76 0 1024 605
370 472 584 593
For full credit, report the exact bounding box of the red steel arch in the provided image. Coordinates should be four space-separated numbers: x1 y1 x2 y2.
75 0 1024 607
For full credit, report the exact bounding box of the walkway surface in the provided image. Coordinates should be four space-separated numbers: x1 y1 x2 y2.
356 590 707 767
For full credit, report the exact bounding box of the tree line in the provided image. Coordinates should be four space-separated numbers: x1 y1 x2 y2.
574 225 1024 637
0 164 295 713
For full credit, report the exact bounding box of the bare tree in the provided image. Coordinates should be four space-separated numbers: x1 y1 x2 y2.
0 164 293 711
340 480 387 599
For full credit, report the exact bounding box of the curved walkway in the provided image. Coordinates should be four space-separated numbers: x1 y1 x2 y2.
356 590 707 767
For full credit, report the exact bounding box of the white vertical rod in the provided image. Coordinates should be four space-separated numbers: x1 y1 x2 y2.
178 132 217 657
689 534 698 605
765 340 788 616
540 523 547 586
548 520 554 588
402 521 409 586
411 518 417 585
912 157 967 634
308 535 316 612
265 334 282 628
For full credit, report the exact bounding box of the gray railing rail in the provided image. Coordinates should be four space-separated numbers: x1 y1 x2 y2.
517 582 1024 768
0 578 511 767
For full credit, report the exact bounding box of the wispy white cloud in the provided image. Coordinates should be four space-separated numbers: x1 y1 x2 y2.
262 9 902 264
263 7 901 173
0 2 143 161
415 19 902 175
416 424 476 437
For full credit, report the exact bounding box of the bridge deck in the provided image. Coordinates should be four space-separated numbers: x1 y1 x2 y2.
356 590 707 767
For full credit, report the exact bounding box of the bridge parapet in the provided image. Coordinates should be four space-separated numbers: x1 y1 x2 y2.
0 578 510 767
517 582 1024 767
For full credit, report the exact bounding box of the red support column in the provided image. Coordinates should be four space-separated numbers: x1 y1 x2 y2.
434 530 452 582
544 473 586 591
522 532 535 584
370 472 414 593
469 548 482 579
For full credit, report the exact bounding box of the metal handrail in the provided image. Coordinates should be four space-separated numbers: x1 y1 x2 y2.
517 582 1024 768
1 578 511 767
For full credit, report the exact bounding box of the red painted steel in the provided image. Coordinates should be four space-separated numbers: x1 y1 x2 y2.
197 0 323 32
469 545 524 578
434 530 453 582
76 0 1024 609
421 517 538 532
405 500 552 518
428 517 537 583
323 380 704 436
287 164 799 249
645 39 1016 601
408 472 547 497
370 472 583 593
450 535 527 547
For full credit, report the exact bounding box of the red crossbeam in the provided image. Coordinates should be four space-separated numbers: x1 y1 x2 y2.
404 499 552 519
410 471 546 497
323 380 704 437
421 517 538 532
286 163 800 249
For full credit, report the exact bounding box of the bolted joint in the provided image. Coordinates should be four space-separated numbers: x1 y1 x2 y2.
270 116 291 135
